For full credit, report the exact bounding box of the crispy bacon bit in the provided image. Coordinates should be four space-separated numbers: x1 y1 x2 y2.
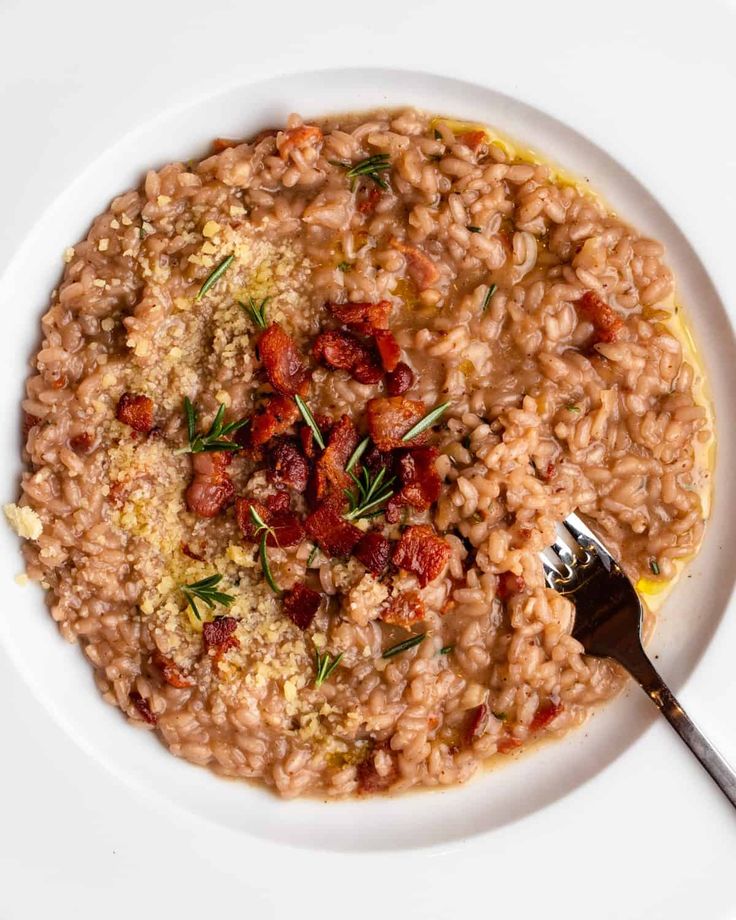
497 736 522 754
390 238 440 290
356 741 397 794
305 495 363 557
353 531 392 577
381 591 425 627
282 582 322 630
357 183 382 215
366 397 427 451
22 412 40 440
51 374 67 390
129 690 157 725
152 649 193 689
277 124 323 158
317 414 359 493
211 137 240 152
465 703 490 745
258 324 310 396
395 447 441 511
299 414 334 459
328 300 391 333
312 329 383 385
185 450 234 518
577 290 624 343
268 438 309 492
69 432 94 454
181 542 206 562
530 701 563 732
374 330 401 373
392 524 451 587
202 616 240 657
249 395 299 447
385 361 415 396
496 571 526 600
456 130 486 150
235 496 304 548
361 442 390 474
116 392 154 433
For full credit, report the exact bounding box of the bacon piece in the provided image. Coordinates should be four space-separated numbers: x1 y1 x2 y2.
312 329 382 385
305 495 362 557
268 438 309 492
352 360 383 384
456 130 486 150
185 450 234 518
116 392 154 433
181 542 206 562
69 432 94 454
577 290 624 344
202 616 239 656
328 300 391 333
385 361 414 396
235 497 305 548
366 397 427 451
381 591 425 627
277 124 323 158
395 447 441 511
374 330 401 373
249 395 299 447
282 582 322 630
353 531 392 577
264 490 290 514
356 741 397 794
390 238 440 289
497 736 522 754
361 442 391 474
258 324 310 396
129 690 157 725
465 703 490 745
357 184 382 215
317 414 359 493
530 701 563 732
152 650 193 689
22 412 40 440
496 571 525 600
392 524 451 587
299 414 334 459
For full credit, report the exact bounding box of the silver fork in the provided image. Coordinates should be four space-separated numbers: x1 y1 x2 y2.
542 512 736 808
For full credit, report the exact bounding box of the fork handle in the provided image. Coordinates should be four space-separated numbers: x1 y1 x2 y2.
624 644 736 809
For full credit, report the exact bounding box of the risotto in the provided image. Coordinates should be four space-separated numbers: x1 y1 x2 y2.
10 109 712 798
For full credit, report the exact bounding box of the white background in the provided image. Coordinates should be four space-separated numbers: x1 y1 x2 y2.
2 0 736 917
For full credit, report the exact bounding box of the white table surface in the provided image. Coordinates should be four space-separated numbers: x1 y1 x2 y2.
2 1 736 917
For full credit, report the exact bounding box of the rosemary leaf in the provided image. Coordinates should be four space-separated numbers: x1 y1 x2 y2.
482 283 498 312
195 254 234 301
467 225 482 233
336 261 352 272
649 559 660 576
382 633 426 659
307 544 319 567
314 649 343 687
343 465 395 521
401 401 451 442
260 532 281 595
180 574 235 621
439 645 454 655
345 436 370 474
175 398 248 454
295 395 325 450
239 296 269 329
344 154 391 190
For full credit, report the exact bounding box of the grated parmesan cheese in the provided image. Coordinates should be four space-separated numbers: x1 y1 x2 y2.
4 503 43 540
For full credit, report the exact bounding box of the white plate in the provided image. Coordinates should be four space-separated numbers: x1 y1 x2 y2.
2 66 735 850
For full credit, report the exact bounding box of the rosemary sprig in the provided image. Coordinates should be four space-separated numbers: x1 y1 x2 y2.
401 401 451 442
565 403 581 413
195 253 234 301
250 506 282 594
482 283 498 312
337 261 352 272
439 645 454 655
240 295 269 329
649 559 660 576
382 633 426 659
306 544 319 567
344 154 391 190
294 395 325 450
467 225 482 233
344 466 395 521
175 398 248 454
345 436 370 474
180 574 235 621
314 649 343 687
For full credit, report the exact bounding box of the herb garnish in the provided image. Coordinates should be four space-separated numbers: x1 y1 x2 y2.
306 544 319 567
434 129 442 140
439 645 454 655
401 401 451 442
180 574 235 621
337 261 352 272
482 283 498 312
294 395 325 450
175 398 248 454
344 154 391 190
195 253 234 301
649 559 660 576
344 466 396 521
492 711 508 722
382 633 426 659
240 295 269 329
314 649 343 687
467 225 482 233
250 506 282 594
345 436 370 474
